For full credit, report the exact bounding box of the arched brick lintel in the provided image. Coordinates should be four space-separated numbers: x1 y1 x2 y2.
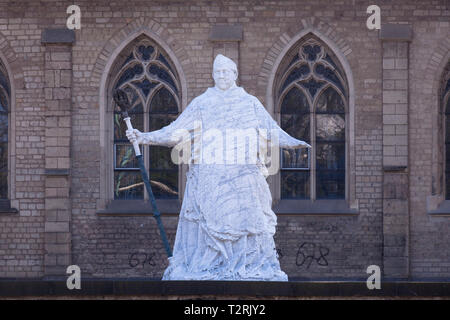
0 31 25 92
0 31 24 203
92 17 194 112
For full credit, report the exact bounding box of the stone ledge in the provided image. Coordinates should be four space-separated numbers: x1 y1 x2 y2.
44 169 70 176
428 200 450 216
41 29 75 45
97 199 181 215
209 25 243 42
383 166 407 172
273 199 358 215
0 199 19 215
1 279 450 298
379 24 413 42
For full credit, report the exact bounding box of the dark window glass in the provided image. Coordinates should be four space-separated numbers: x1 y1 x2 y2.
316 114 345 142
150 87 178 114
277 38 347 201
316 86 345 113
280 88 311 199
445 87 450 199
281 171 310 199
148 89 179 199
114 171 144 199
0 63 8 199
316 87 345 199
281 148 309 169
112 38 180 200
316 170 345 199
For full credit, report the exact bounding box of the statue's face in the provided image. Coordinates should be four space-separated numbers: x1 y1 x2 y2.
213 65 237 91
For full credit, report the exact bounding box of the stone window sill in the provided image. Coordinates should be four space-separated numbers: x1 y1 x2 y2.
97 199 181 216
273 199 359 215
0 199 19 215
98 199 358 216
428 200 450 216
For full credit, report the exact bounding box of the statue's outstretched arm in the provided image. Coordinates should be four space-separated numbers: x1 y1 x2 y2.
254 99 311 149
139 100 199 147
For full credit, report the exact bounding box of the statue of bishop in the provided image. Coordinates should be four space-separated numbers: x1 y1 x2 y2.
126 54 311 281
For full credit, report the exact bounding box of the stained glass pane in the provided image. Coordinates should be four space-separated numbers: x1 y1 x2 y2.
280 65 310 93
445 144 450 168
114 171 144 199
132 79 158 98
150 146 177 170
316 143 345 170
136 45 155 61
150 87 178 114
0 114 7 143
114 112 143 141
445 114 450 142
281 87 309 114
116 64 144 88
314 64 344 92
0 142 7 171
281 114 310 141
303 44 321 61
157 53 174 73
281 171 310 199
281 148 309 169
0 171 6 198
0 64 8 199
115 144 139 169
316 114 345 141
0 90 7 113
148 65 177 93
446 171 450 199
316 87 345 113
0 70 9 96
149 114 177 131
316 170 345 199
148 170 178 198
299 78 325 98
117 87 142 112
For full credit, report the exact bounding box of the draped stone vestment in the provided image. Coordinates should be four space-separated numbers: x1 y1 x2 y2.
140 85 308 281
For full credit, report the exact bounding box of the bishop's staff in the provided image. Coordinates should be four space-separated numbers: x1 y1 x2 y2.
113 89 173 258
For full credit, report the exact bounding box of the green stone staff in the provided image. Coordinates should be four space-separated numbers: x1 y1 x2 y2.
113 89 173 258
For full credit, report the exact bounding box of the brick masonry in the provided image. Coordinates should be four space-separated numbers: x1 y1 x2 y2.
0 0 448 281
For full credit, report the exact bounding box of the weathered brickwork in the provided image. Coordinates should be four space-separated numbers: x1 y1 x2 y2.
0 0 449 281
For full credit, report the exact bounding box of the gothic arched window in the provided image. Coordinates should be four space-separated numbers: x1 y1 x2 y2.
110 36 180 200
442 62 450 199
276 37 348 200
0 61 9 200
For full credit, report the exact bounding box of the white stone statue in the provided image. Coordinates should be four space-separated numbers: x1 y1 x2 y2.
126 54 311 281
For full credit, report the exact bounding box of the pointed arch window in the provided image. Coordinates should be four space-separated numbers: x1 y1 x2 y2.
0 61 9 201
442 62 450 199
111 36 181 200
276 37 348 200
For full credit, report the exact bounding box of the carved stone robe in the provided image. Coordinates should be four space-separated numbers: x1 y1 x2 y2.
140 85 309 281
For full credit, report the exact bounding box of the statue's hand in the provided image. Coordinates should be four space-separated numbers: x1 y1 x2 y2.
126 129 145 145
113 89 130 111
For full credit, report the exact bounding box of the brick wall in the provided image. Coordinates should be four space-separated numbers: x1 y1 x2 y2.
0 0 449 280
